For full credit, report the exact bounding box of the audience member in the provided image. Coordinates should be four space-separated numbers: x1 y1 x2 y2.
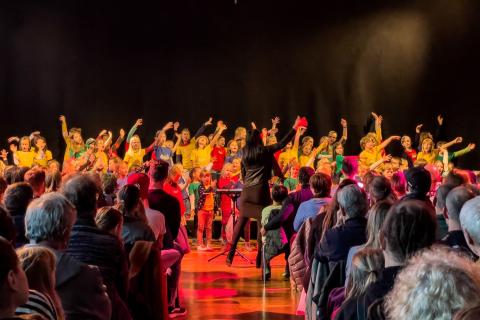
459 196 480 259
3 182 34 247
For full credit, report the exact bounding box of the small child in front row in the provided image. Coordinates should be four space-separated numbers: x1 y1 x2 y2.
261 184 289 280
196 170 216 251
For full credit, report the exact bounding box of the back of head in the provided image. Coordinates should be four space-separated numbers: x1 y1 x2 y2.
365 200 393 248
310 173 332 198
151 160 169 183
0 206 16 242
271 185 288 204
45 170 61 193
405 166 432 196
95 206 123 234
102 173 117 195
391 172 406 197
459 196 480 249
25 192 76 244
337 184 368 219
298 166 315 186
24 168 46 193
346 248 384 300
446 186 475 225
382 199 436 264
127 172 150 200
444 172 467 188
61 174 98 218
369 176 394 203
385 246 480 320
435 184 454 210
3 182 34 215
16 246 56 294
0 236 27 309
117 185 141 216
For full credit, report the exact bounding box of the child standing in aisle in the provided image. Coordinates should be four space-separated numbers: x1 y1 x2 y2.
196 170 216 251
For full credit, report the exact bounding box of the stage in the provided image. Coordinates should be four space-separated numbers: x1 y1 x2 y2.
180 240 303 320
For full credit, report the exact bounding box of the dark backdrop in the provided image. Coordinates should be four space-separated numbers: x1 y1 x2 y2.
1 0 479 168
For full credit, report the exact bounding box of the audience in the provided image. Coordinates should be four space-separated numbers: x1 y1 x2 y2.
15 246 63 320
459 196 480 259
385 246 480 320
61 174 130 320
3 182 34 248
0 236 29 320
25 192 111 320
402 166 433 205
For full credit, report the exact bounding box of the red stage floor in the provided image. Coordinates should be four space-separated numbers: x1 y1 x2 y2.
180 241 303 320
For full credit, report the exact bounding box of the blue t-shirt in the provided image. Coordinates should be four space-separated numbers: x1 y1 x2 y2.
293 197 331 232
154 146 173 165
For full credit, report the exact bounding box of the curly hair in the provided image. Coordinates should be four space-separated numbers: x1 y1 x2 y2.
385 246 480 320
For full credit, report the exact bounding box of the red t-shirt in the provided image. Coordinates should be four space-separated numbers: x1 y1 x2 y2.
405 149 417 162
211 146 227 172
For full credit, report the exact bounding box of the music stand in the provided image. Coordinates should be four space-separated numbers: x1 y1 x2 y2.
208 189 253 264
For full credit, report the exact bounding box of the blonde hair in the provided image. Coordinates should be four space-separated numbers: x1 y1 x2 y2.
195 135 209 148
17 246 65 320
221 163 233 177
345 248 384 300
360 133 378 150
385 246 480 320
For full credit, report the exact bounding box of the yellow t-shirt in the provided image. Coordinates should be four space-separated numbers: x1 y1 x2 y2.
298 154 313 168
203 192 215 211
278 147 298 169
33 150 53 168
15 151 36 167
124 148 146 170
95 151 109 173
191 145 212 169
176 138 196 170
417 151 437 164
359 146 382 170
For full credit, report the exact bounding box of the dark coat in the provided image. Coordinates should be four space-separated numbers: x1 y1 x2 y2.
54 250 112 320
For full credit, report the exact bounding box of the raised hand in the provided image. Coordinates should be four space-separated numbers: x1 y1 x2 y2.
390 135 401 141
251 122 257 130
383 154 392 162
437 115 444 126
9 144 17 153
293 116 302 130
271 116 280 126
99 129 107 136
173 122 180 131
468 143 476 151
135 118 143 127
455 137 463 144
59 115 66 123
415 124 423 133
340 118 347 127
205 117 213 126
119 128 126 138
0 149 8 160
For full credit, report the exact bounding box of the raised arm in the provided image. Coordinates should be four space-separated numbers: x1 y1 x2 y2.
372 112 383 143
305 139 329 168
266 116 303 153
59 115 69 142
452 143 475 159
172 132 182 153
441 137 462 150
126 118 143 143
111 129 125 153
370 154 392 171
209 121 227 147
379 135 401 150
193 117 213 139
414 123 423 150
339 118 348 144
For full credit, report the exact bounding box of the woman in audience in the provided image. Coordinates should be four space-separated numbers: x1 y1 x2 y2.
95 206 123 239
116 185 156 253
0 237 29 320
3 182 34 248
333 248 384 320
367 176 396 205
15 246 64 320
385 246 480 320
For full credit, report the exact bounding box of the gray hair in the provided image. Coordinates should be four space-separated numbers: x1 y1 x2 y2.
446 186 475 225
385 246 480 320
337 184 367 219
460 196 480 245
25 192 77 243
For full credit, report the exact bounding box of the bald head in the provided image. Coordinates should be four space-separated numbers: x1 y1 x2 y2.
459 196 480 255
446 186 475 224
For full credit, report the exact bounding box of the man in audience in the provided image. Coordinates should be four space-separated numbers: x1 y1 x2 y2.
3 182 33 247
62 174 131 320
23 168 46 198
442 186 477 258
316 184 367 263
402 166 433 205
434 184 454 240
0 236 29 320
25 192 112 320
362 200 436 319
460 196 480 260
148 161 187 318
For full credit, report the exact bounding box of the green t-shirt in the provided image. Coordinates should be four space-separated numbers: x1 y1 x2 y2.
284 178 298 192
188 181 201 207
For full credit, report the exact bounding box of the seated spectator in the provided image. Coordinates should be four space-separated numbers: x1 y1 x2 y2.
44 170 61 193
345 200 392 283
459 196 480 259
316 184 368 263
95 206 123 239
442 186 477 258
360 200 437 319
25 192 111 320
367 176 396 205
61 174 130 320
116 184 156 253
333 248 384 320
385 246 480 320
100 173 117 207
261 185 289 280
402 166 433 205
293 172 332 232
24 169 46 198
390 171 406 198
15 246 63 320
0 236 29 320
0 206 16 244
434 184 454 240
3 182 34 247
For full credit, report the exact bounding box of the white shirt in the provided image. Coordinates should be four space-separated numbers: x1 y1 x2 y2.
145 207 166 240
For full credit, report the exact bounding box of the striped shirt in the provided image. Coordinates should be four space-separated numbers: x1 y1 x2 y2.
16 289 58 320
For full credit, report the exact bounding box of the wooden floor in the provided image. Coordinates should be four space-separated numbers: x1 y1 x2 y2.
179 240 303 320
